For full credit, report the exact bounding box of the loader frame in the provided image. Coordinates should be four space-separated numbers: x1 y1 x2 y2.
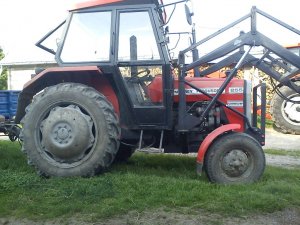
176 6 300 144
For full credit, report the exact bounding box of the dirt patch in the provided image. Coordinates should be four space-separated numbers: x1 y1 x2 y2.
98 208 300 225
264 129 300 150
263 128 300 168
1 208 300 225
265 154 300 168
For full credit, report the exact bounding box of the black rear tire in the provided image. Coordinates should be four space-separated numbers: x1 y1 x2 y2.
271 85 300 135
21 83 120 177
113 143 135 163
204 132 265 184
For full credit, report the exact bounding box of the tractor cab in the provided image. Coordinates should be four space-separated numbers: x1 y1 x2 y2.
35 0 179 128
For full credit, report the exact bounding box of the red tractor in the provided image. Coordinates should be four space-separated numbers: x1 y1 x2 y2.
13 0 300 184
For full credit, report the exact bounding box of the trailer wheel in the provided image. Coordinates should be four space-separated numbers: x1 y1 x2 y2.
21 83 120 177
271 85 300 135
204 132 265 184
113 143 135 163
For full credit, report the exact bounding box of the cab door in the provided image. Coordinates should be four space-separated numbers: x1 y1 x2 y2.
116 7 171 127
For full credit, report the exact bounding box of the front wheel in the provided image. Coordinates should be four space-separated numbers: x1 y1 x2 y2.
204 133 265 184
21 83 120 177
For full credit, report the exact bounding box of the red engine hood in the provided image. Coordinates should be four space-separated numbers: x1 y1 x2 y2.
147 76 246 104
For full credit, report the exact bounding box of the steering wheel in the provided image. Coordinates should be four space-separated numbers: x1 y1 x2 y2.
127 68 152 82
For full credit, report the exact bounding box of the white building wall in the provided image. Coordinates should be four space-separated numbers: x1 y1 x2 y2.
7 69 33 90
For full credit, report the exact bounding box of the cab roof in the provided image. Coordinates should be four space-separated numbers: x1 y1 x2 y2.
70 0 160 11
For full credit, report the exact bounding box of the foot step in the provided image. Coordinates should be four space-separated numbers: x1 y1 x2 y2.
137 148 164 154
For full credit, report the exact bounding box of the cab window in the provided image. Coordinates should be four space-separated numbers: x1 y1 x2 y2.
60 11 111 63
118 11 160 61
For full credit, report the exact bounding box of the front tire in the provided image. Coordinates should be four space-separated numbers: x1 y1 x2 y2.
204 133 265 184
21 83 120 177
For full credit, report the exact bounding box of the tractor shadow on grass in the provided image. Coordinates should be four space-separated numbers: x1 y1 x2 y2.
110 152 209 181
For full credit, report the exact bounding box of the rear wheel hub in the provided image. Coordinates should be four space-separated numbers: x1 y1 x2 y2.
40 105 94 163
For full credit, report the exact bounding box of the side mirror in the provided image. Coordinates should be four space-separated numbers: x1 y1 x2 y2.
171 58 179 67
165 36 170 44
164 26 169 35
185 3 194 25
164 26 170 43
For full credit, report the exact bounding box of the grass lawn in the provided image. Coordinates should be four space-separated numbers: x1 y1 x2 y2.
257 116 274 129
0 141 300 221
264 149 300 157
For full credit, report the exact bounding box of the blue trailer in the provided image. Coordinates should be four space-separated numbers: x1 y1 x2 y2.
0 90 20 119
0 90 21 141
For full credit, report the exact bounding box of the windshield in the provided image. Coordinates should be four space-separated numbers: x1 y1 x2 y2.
60 11 112 63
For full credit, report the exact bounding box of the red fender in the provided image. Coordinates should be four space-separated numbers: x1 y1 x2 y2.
196 124 241 175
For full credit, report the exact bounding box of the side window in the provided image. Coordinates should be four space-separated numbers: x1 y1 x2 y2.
60 11 111 63
118 11 163 107
118 11 160 61
119 66 163 106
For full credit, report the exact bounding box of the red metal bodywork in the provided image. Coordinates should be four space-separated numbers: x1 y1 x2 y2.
23 66 120 115
71 0 123 11
195 123 241 175
24 66 102 89
25 68 245 133
70 0 160 11
147 76 246 131
196 123 241 164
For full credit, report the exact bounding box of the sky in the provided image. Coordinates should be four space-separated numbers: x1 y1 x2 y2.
0 0 300 63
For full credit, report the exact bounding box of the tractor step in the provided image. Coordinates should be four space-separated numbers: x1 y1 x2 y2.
137 148 164 154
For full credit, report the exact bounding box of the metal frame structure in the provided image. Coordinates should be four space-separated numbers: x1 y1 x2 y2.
177 6 300 142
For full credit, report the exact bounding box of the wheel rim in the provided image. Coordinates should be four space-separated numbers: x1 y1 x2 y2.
282 94 300 125
221 149 252 178
38 104 96 167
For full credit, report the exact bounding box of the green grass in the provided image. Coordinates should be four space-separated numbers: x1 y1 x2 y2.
0 141 300 221
264 149 300 157
257 116 274 128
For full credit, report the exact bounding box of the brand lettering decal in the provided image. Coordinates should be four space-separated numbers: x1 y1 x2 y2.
227 101 243 107
174 88 223 95
229 87 244 94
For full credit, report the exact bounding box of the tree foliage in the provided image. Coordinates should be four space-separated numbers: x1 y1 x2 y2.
0 47 4 60
0 47 8 90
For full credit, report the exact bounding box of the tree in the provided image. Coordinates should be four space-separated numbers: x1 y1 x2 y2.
0 47 8 90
